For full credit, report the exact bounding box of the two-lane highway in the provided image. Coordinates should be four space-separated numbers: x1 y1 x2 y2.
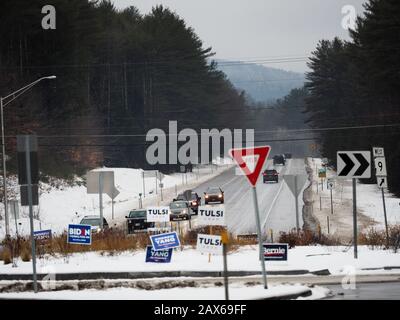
193 158 309 236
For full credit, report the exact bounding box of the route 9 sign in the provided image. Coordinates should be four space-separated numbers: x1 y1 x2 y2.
374 157 387 176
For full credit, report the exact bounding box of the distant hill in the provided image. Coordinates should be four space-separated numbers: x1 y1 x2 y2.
214 59 305 104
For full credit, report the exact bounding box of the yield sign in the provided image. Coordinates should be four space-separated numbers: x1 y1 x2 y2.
229 146 271 186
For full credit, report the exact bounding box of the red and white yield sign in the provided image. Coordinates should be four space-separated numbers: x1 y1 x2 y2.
229 146 271 186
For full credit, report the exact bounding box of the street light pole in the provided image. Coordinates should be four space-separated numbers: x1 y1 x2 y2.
1 76 56 237
0 97 9 236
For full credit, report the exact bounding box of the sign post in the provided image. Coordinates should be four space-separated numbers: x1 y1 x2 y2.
283 174 308 233
17 135 38 293
337 151 371 259
221 230 229 301
373 147 389 248
327 178 334 215
230 146 270 289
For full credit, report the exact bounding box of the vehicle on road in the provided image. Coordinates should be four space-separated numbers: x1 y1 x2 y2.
263 169 279 183
174 190 201 214
169 201 191 221
125 209 155 234
204 187 224 204
79 215 109 232
273 155 286 166
284 153 292 159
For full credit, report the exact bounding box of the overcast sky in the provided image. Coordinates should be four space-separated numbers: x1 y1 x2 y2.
113 0 367 73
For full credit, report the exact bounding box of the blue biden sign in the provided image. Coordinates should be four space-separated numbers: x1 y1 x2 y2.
67 224 92 245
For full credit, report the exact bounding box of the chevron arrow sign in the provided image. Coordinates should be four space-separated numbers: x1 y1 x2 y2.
337 151 371 178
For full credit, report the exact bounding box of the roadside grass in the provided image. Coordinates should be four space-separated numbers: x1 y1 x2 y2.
278 229 342 248
359 225 400 251
1 224 399 262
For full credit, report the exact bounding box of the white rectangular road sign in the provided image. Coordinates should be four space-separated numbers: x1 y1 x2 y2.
196 234 223 255
374 157 387 176
197 205 226 226
327 178 335 190
377 176 388 189
146 206 170 222
337 151 371 178
373 147 385 158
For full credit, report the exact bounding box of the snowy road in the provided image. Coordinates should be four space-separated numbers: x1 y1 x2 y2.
192 159 309 235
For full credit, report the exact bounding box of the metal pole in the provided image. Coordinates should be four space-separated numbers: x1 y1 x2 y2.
12 201 19 238
330 189 334 215
352 178 358 259
99 172 104 229
155 172 158 195
294 175 299 233
223 243 229 300
327 216 330 234
142 171 145 198
25 136 37 293
1 97 9 237
251 186 268 289
160 184 163 201
381 188 389 248
112 197 114 220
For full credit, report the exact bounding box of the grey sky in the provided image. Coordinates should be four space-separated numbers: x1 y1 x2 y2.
113 0 367 73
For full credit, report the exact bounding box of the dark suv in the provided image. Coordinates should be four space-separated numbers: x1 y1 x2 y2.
263 169 279 183
204 187 224 204
273 155 286 166
125 209 155 234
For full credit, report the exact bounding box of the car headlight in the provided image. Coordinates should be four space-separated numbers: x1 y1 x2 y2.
205 195 209 198
218 194 222 198
183 209 187 214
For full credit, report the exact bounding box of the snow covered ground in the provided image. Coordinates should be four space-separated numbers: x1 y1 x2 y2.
0 160 233 239
0 283 329 300
1 245 399 276
307 158 400 238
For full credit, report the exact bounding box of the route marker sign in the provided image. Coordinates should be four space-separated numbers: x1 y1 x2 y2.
373 147 384 158
327 178 335 190
229 146 271 186
374 157 387 176
337 151 371 178
377 176 387 189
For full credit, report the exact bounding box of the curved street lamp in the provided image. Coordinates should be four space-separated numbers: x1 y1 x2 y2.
1 75 56 236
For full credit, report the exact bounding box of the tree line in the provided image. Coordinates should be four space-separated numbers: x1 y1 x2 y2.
304 0 400 196
0 0 249 177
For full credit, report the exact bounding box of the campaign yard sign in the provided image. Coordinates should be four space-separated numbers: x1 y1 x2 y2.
145 246 173 263
196 234 223 255
146 206 170 223
197 205 226 226
263 243 288 261
33 229 52 242
67 224 92 245
150 232 180 251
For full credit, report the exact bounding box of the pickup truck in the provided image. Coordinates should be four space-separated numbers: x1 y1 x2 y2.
125 209 155 234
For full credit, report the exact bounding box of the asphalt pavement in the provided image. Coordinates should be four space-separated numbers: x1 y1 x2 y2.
192 158 309 235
